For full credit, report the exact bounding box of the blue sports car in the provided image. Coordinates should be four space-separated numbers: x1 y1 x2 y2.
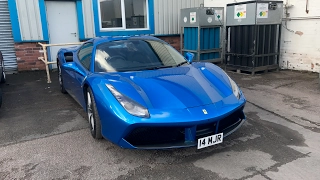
57 36 246 149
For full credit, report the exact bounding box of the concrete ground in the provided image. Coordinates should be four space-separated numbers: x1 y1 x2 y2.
0 70 319 180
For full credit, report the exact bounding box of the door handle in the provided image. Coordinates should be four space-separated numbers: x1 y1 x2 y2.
71 32 77 37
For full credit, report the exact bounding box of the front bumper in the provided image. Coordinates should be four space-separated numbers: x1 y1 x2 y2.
118 104 246 149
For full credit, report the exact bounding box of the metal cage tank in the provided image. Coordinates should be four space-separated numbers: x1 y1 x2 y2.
180 7 224 63
225 0 283 74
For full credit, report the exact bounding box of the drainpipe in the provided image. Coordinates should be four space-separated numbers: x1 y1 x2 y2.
284 0 293 27
316 63 320 83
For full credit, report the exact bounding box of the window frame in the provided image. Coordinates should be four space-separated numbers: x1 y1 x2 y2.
97 0 149 31
93 0 154 36
77 42 94 71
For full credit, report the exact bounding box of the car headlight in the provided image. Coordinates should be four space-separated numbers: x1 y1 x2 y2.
226 75 241 100
106 84 150 118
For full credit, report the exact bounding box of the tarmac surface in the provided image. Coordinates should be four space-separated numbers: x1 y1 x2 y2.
0 69 319 180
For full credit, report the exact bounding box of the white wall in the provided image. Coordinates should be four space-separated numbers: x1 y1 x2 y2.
16 0 43 40
82 0 95 38
280 0 320 72
205 0 320 72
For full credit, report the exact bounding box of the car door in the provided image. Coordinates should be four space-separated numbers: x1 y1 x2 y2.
61 54 76 92
72 42 94 108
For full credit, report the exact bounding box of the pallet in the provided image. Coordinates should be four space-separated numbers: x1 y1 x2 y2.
225 65 279 75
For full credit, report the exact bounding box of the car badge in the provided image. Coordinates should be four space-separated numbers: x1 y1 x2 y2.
202 109 208 114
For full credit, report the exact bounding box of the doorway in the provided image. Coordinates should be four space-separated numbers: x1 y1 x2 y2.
45 1 80 69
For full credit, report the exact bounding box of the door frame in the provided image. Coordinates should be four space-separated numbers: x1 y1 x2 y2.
44 0 85 68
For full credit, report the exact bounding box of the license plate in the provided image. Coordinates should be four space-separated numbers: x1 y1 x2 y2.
197 133 223 149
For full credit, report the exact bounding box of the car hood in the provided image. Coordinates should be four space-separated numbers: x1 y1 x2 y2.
104 63 234 110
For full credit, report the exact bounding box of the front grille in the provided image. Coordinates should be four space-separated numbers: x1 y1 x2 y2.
124 127 185 146
218 108 245 133
196 122 217 139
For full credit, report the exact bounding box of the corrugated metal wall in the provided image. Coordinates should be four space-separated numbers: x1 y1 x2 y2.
16 0 43 41
0 0 17 72
11 0 205 39
154 0 204 35
82 0 95 38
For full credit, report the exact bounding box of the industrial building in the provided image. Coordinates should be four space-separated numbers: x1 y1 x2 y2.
0 0 319 73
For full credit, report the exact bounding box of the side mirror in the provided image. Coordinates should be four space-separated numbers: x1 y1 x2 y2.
185 52 194 63
62 62 86 77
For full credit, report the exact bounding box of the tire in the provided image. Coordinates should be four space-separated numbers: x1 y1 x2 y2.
57 62 67 94
0 88 2 108
87 88 102 139
0 71 5 84
0 60 5 84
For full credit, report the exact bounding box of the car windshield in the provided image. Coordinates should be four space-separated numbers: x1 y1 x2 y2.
94 39 187 72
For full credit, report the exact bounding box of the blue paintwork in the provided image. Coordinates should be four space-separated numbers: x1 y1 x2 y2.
8 0 22 42
39 0 49 41
92 0 154 37
76 0 85 40
185 52 194 63
57 36 246 149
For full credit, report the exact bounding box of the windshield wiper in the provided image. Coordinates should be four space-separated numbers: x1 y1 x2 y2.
143 65 174 70
176 61 189 67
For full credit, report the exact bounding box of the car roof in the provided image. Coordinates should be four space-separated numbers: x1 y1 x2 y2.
89 35 163 45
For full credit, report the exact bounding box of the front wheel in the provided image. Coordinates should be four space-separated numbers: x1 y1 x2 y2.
87 88 102 139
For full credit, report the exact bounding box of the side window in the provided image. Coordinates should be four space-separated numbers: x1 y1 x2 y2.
78 43 93 70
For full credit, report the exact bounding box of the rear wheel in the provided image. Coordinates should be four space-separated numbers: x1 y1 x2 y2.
0 88 2 108
0 71 5 84
0 60 5 84
87 88 102 139
57 62 67 94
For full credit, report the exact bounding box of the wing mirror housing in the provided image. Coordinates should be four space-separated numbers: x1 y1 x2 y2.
62 62 85 77
185 52 194 63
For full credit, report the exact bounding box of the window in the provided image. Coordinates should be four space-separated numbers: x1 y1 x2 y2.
78 43 93 70
98 0 148 30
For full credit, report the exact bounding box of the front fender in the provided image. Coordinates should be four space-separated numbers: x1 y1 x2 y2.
85 76 134 143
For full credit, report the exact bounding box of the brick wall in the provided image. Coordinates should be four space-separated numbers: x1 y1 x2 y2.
15 43 46 71
156 36 181 52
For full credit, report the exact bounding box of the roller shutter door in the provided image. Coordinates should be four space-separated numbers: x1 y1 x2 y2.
0 0 17 73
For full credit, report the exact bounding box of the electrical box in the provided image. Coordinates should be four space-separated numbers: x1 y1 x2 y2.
180 7 224 27
226 1 283 26
180 7 224 63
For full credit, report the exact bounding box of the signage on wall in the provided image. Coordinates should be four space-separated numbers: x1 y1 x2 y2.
190 12 196 23
234 4 246 19
257 3 268 18
215 10 223 21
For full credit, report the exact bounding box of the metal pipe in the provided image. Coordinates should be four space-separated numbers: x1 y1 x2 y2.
283 16 320 20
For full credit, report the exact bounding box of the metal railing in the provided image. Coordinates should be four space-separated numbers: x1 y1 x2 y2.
38 42 83 83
